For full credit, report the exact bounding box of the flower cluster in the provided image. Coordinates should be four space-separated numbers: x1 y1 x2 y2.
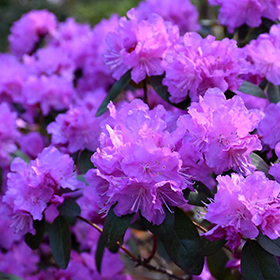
205 171 280 250
134 0 200 34
245 24 280 86
1 146 83 235
85 99 188 225
0 102 20 168
209 0 280 33
162 33 248 103
176 88 262 177
103 8 179 83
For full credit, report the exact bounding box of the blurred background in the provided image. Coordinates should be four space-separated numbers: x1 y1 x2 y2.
0 0 210 52
0 0 142 52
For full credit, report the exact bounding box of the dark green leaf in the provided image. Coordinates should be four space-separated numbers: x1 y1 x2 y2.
49 215 71 269
95 233 106 274
207 249 231 280
78 149 94 174
103 205 135 253
76 174 88 186
267 83 280 104
238 81 267 99
257 233 280 257
142 208 204 275
57 199 81 217
149 75 190 110
0 272 23 280
241 240 280 280
250 153 273 179
96 70 131 117
25 216 45 250
184 181 214 207
199 236 226 256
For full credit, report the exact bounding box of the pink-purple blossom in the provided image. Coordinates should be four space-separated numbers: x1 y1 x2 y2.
176 88 262 177
209 0 280 33
1 146 83 234
162 33 248 103
103 8 179 83
9 10 57 58
245 24 280 86
135 0 200 34
85 99 188 225
205 172 280 250
0 102 20 168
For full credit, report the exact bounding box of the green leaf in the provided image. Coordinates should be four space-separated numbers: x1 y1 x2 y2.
49 215 71 269
257 233 280 257
10 150 30 164
103 204 135 253
25 215 45 250
78 149 94 174
0 272 24 280
241 240 280 280
199 236 226 256
184 181 214 207
250 153 273 179
96 70 131 117
76 174 88 185
238 81 267 99
207 249 231 280
57 199 81 217
95 233 106 274
267 83 280 104
149 75 190 110
142 208 204 275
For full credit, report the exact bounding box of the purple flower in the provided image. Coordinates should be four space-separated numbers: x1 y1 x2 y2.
85 99 188 225
245 24 280 86
205 172 280 249
22 75 76 115
176 88 262 176
47 89 108 153
2 146 83 234
0 102 20 168
258 101 280 149
162 33 248 102
0 54 28 103
103 8 179 83
209 0 280 33
135 0 200 34
9 10 57 58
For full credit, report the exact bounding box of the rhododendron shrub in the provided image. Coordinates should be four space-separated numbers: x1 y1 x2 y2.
2 2 280 280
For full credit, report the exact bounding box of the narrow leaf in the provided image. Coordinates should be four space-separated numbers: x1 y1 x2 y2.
49 215 71 269
57 199 81 217
103 205 135 253
250 153 273 179
78 149 94 174
257 232 280 257
238 81 267 99
142 208 204 275
184 181 214 207
25 215 45 250
207 249 230 280
149 75 190 110
199 236 226 256
96 70 131 117
241 240 280 280
267 83 280 104
95 233 106 274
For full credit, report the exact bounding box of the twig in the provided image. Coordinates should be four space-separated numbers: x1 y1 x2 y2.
146 235 157 263
77 215 190 279
192 221 207 233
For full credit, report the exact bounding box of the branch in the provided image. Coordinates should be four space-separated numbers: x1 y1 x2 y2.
77 215 190 279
